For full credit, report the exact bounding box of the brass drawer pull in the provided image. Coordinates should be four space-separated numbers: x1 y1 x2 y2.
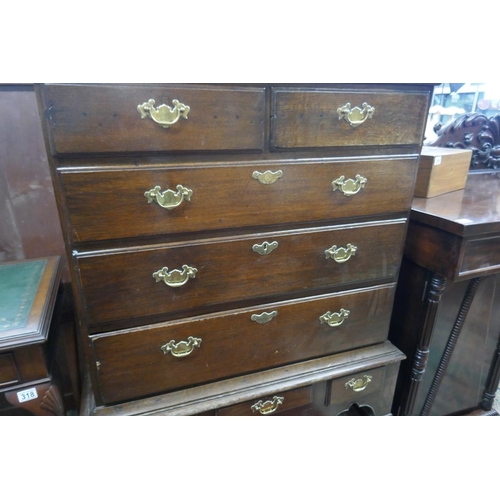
319 308 350 327
161 336 202 357
325 243 357 263
144 184 193 210
153 265 198 287
252 241 278 255
337 102 375 128
252 170 283 185
332 174 367 196
251 396 284 415
137 98 190 128
251 311 278 324
345 375 373 392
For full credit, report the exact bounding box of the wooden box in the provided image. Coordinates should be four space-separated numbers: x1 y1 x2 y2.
415 146 472 198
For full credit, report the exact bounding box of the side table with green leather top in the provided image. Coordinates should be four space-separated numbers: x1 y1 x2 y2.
0 256 64 415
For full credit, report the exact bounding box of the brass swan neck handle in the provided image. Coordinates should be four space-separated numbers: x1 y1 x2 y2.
137 98 190 128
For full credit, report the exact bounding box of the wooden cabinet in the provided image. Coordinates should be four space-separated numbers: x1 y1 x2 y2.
390 172 500 416
35 83 432 416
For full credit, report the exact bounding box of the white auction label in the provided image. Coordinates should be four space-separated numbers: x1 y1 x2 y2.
17 387 38 403
434 156 442 166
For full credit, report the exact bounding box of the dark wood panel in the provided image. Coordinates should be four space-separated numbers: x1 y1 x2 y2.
271 88 429 149
77 220 406 327
39 84 266 155
326 366 386 407
0 354 19 386
0 88 67 280
61 157 417 243
92 284 396 404
460 236 500 276
218 386 313 416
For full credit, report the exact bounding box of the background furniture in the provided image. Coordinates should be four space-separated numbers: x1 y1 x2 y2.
0 256 74 415
36 83 432 416
428 111 500 170
0 85 81 413
390 172 500 416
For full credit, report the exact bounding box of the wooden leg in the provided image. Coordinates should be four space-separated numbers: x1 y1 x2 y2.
401 273 447 416
420 276 485 416
5 381 65 416
481 333 500 411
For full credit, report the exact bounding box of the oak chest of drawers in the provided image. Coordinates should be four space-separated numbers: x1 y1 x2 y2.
35 83 432 416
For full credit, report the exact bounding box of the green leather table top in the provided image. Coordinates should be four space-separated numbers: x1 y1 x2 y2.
0 260 46 333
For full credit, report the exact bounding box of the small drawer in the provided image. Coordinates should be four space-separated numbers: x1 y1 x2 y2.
78 220 406 327
60 157 417 243
459 235 500 277
0 353 19 387
327 366 385 407
326 363 401 416
39 84 266 155
271 88 429 150
218 386 313 416
91 284 395 404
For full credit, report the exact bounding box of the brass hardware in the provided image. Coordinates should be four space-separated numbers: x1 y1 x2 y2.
251 311 278 324
319 308 350 327
325 243 357 263
251 396 284 415
252 241 278 255
332 174 367 196
345 374 373 392
337 102 375 128
252 170 283 185
137 98 190 128
161 336 202 358
144 185 193 210
153 265 198 288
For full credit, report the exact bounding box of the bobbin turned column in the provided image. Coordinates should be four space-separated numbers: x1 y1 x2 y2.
400 273 447 416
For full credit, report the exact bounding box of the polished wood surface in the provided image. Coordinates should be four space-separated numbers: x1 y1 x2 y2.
390 172 500 415
218 386 313 416
271 88 429 149
78 220 405 328
35 83 433 415
411 172 500 237
60 157 417 244
40 84 266 154
84 341 405 416
92 284 395 404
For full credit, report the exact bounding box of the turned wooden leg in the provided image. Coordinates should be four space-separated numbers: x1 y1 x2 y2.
481 333 500 411
401 273 447 416
420 276 485 416
5 381 65 416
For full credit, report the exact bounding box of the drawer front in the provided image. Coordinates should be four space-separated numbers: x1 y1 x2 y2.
61 157 417 243
40 84 266 154
271 88 429 149
326 363 401 416
460 235 500 277
0 353 19 387
218 386 313 416
92 284 395 404
78 220 406 327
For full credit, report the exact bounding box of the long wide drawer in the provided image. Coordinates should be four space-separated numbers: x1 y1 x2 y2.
61 157 417 243
91 284 396 404
77 220 406 327
271 87 429 149
39 84 266 155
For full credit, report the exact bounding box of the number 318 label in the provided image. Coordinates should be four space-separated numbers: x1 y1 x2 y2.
17 387 38 403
